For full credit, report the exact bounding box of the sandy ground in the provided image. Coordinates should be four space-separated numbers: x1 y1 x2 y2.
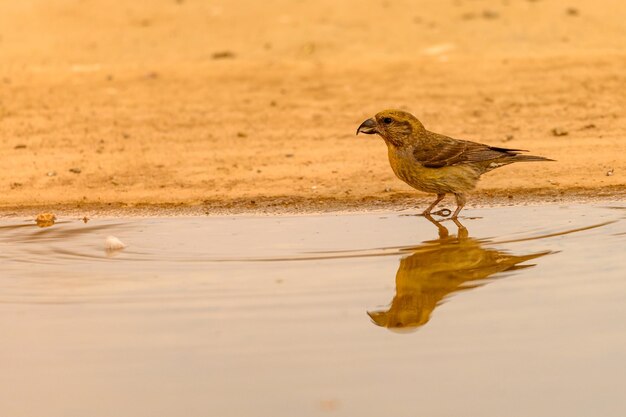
1 0 625 215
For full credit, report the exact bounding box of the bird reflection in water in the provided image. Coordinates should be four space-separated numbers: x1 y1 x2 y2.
367 215 551 331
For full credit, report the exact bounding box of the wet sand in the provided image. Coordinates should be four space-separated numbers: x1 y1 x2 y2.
0 192 625 219
1 0 625 213
1 205 625 417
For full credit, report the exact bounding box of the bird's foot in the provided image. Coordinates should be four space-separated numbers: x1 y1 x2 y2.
400 208 451 217
430 208 452 217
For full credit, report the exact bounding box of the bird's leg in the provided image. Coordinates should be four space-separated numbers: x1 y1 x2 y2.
422 193 446 216
452 193 467 218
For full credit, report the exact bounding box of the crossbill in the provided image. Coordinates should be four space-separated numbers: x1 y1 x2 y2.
357 109 554 218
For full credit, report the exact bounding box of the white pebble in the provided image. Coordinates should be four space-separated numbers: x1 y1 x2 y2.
105 236 126 251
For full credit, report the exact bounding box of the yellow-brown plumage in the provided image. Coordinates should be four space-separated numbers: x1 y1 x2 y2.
357 109 554 217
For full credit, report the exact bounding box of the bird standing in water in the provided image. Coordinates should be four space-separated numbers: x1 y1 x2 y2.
357 109 553 218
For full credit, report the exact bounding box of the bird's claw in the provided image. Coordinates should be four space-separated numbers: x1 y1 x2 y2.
430 208 452 217
402 208 451 217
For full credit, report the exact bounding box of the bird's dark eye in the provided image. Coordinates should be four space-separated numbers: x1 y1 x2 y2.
382 117 393 124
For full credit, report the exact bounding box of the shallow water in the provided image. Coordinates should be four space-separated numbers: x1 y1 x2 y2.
1 205 625 417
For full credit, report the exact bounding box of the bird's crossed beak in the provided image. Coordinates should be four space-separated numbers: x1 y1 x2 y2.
356 118 378 135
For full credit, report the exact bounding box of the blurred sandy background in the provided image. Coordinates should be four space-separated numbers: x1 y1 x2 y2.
1 0 625 212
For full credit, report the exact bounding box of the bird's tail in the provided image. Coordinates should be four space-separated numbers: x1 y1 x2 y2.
513 154 555 162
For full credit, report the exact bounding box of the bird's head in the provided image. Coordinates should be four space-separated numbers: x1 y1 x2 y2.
356 109 425 146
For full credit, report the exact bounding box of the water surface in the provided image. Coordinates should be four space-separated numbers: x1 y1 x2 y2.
1 205 625 417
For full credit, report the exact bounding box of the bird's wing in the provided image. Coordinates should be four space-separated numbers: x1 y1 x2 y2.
413 132 527 168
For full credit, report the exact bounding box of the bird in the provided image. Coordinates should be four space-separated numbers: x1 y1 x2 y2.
356 109 554 218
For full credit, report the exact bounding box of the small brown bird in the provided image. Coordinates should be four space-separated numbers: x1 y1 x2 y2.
357 109 554 217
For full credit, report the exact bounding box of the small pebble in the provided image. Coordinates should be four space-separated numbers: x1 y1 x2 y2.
36 213 56 227
212 51 235 60
69 168 82 174
482 9 499 19
105 236 126 251
566 7 579 16
551 127 568 137
606 168 614 177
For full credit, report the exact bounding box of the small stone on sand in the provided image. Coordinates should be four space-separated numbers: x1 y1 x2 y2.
105 236 127 251
36 213 56 227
